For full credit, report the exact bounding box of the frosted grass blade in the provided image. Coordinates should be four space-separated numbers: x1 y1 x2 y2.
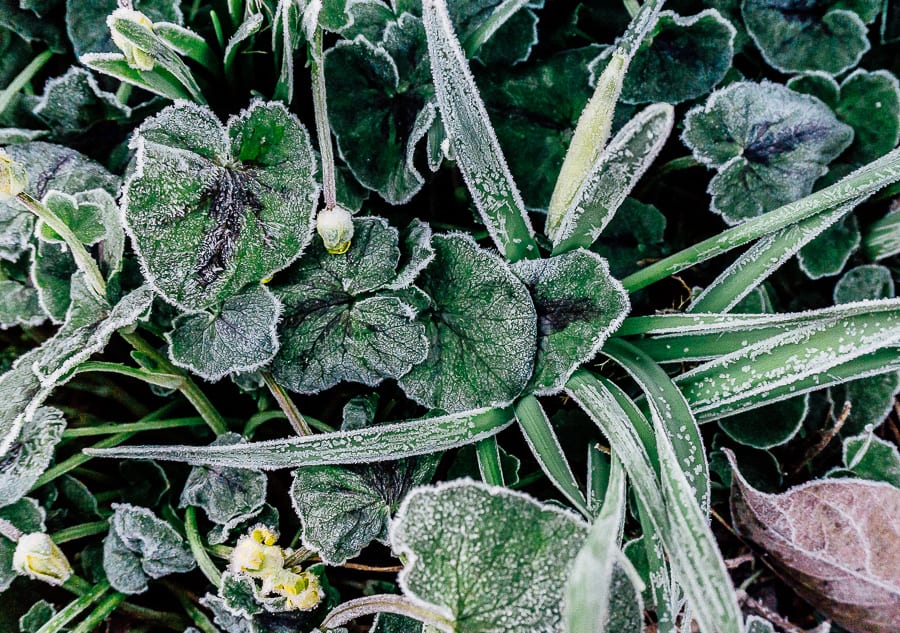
85 408 512 469
515 394 589 517
422 0 537 262
474 436 505 486
80 53 193 102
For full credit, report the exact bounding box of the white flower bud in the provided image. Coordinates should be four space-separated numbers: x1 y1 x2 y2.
13 533 72 586
316 206 354 255
0 152 27 200
108 8 156 71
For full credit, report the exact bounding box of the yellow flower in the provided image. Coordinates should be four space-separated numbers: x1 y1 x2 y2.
316 206 354 255
0 152 27 200
230 527 284 577
12 533 72 586
108 8 156 71
272 570 323 611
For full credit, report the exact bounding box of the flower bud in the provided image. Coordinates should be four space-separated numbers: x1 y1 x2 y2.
13 533 72 586
273 570 323 611
108 8 156 71
316 206 354 255
0 153 27 200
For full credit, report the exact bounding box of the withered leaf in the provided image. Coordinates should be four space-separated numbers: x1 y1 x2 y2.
727 450 900 633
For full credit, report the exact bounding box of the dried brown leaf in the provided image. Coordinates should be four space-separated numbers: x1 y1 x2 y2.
726 449 900 633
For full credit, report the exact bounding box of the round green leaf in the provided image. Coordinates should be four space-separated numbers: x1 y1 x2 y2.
834 264 895 304
719 394 808 449
829 371 900 436
0 406 65 506
124 100 318 310
399 234 536 412
797 214 860 279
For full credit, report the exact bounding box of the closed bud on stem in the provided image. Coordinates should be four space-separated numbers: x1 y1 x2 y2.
109 8 156 71
13 533 72 586
316 206 354 255
0 152 27 200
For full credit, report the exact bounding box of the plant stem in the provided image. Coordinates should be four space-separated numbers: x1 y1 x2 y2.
0 49 54 117
120 330 227 435
320 594 455 632
16 193 107 299
73 361 184 390
261 371 312 435
185 506 222 587
310 24 337 210
462 0 529 56
36 581 111 633
63 417 205 438
52 521 109 544
70 592 127 633
622 0 640 18
474 437 505 486
622 147 900 292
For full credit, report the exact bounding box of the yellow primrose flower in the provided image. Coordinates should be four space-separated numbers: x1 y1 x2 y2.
12 533 72 586
272 570 323 611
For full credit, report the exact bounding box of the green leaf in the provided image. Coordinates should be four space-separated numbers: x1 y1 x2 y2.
66 0 182 56
683 81 853 224
124 100 319 310
290 455 439 565
512 250 628 394
422 0 537 261
865 206 900 259
391 480 588 633
372 613 423 633
0 279 44 329
102 503 195 594
0 406 64 507
621 9 735 105
742 0 877 74
326 14 433 204
31 240 76 323
0 1 64 52
0 28 33 87
207 503 279 546
591 198 667 279
18 600 56 633
797 213 861 279
272 217 428 393
180 433 268 524
0 498 44 592
829 371 900 436
745 615 776 633
842 429 900 487
168 284 282 382
33 66 130 136
834 264 895 304
79 53 195 102
399 234 536 411
719 395 808 449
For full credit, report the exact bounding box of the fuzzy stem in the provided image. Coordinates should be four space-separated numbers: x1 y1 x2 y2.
73 361 184 390
310 24 337 210
52 521 109 544
0 49 54 117
70 592 127 633
63 417 205 439
261 371 312 435
320 594 455 632
184 506 222 587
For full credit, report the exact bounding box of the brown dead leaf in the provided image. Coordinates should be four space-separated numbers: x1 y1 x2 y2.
726 449 900 633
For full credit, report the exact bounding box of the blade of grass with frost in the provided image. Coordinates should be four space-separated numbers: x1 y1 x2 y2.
551 103 674 253
690 199 863 313
676 303 900 418
603 338 709 513
545 0 665 237
564 453 628 632
273 0 299 102
622 147 900 292
566 371 743 633
515 394 589 517
474 436 505 486
462 0 531 56
81 54 194 102
635 498 679 633
85 407 512 469
154 23 218 73
422 0 537 262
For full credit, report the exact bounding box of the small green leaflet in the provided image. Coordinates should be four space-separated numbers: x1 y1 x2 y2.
272 217 428 394
399 234 536 412
390 480 588 633
102 503 195 594
834 264 895 304
682 81 853 224
719 395 808 449
797 212 860 280
829 371 900 436
33 66 131 136
0 279 44 329
124 100 318 310
168 284 282 382
290 454 439 565
841 429 900 487
31 240 76 323
0 407 64 507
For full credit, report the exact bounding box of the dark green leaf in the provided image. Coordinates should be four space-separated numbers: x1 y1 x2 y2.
834 264 895 304
718 395 808 449
18 599 55 633
66 0 182 56
829 371 900 436
0 406 64 507
0 279 44 329
797 214 860 279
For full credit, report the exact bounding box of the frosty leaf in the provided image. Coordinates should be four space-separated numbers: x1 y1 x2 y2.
389 219 435 290
390 480 588 633
745 615 775 633
372 613 423 633
0 28 32 87
0 1 64 51
620 9 735 105
842 429 900 487
719 395 808 449
742 0 877 75
474 6 538 66
66 0 182 56
119 459 170 508
326 14 433 204
206 503 279 546
124 100 318 310
102 503 195 594
682 81 853 224
180 433 268 524
36 190 106 246
480 47 598 210
512 250 629 394
399 234 536 412
31 240 76 323
834 264 895 304
0 406 65 507
272 218 428 393
829 371 900 436
591 198 667 279
0 280 44 329
797 214 860 279
728 451 900 633
865 206 900 260
0 498 44 592
33 66 130 135
290 454 439 565
168 284 281 382
0 142 119 262
19 600 56 633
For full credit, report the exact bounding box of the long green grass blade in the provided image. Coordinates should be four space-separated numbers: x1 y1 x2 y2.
85 408 512 469
80 53 193 102
474 436 505 486
422 0 537 262
566 371 743 633
622 148 900 292
515 394 589 516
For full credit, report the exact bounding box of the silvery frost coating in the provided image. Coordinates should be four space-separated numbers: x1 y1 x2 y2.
108 8 156 70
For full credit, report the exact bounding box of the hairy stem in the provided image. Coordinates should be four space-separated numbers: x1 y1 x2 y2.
184 506 222 587
261 370 312 435
310 24 337 210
